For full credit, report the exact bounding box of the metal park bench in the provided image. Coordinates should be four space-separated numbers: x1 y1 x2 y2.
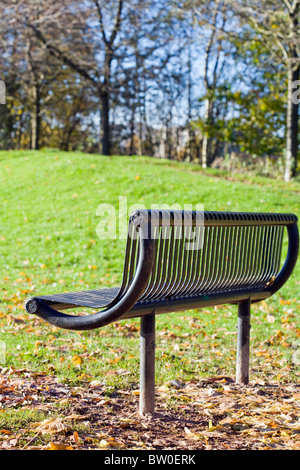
25 210 299 415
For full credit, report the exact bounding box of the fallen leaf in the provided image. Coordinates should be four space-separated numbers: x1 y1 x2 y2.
71 355 83 366
109 357 121 364
44 442 74 450
169 379 186 389
31 417 70 435
99 438 126 449
184 427 206 441
0 429 13 435
65 415 87 421
208 420 217 431
76 373 92 382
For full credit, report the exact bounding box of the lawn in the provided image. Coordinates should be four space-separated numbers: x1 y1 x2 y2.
0 149 299 450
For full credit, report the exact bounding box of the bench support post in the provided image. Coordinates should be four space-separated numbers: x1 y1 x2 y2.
139 311 156 415
236 298 251 385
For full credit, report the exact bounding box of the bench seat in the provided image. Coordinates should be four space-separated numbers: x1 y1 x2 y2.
37 287 121 311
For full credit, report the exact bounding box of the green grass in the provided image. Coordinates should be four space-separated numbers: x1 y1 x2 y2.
0 149 299 390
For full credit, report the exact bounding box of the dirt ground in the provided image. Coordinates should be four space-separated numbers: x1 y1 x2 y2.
0 367 299 451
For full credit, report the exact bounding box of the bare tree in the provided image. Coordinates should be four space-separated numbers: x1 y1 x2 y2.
194 0 300 180
6 0 177 156
236 0 300 181
1 0 126 154
198 0 227 168
179 0 238 166
25 37 61 150
25 0 124 155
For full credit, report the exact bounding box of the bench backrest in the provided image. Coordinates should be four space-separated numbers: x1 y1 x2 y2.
118 210 297 303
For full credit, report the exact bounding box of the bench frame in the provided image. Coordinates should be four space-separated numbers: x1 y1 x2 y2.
25 210 299 415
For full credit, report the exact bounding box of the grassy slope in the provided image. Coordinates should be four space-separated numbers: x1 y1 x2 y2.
0 149 299 389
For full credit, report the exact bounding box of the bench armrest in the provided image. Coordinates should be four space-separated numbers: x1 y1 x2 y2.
267 220 299 297
25 211 155 331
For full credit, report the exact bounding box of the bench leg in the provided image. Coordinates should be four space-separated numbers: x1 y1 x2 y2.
139 311 156 415
236 299 251 385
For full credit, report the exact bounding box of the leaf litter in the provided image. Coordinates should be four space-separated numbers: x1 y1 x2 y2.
0 367 299 450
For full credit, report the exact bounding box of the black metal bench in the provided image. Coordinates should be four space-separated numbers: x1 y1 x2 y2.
25 210 299 414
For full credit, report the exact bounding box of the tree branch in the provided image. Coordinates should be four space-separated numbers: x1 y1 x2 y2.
282 0 293 13
110 0 124 47
28 22 97 86
94 0 108 45
94 0 124 49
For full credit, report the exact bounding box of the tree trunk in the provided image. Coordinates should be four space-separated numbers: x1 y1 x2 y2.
201 134 208 168
201 97 213 168
0 80 5 104
100 50 113 156
31 84 41 150
61 121 78 151
129 105 135 155
100 88 110 155
285 3 300 182
285 60 299 182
